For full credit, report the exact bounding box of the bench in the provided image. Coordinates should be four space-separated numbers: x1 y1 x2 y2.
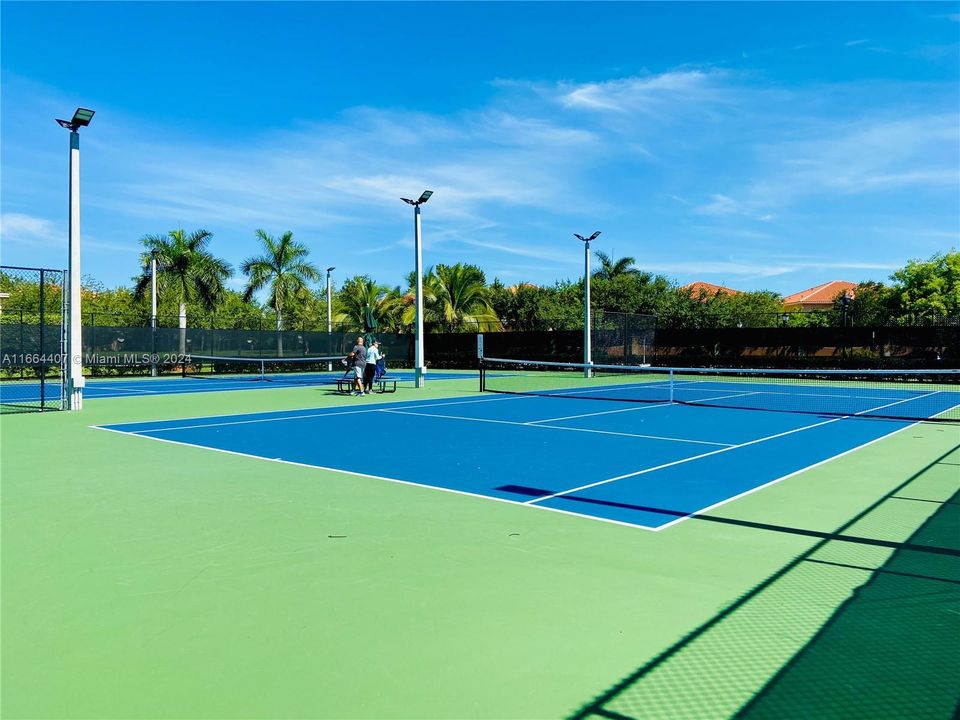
336 376 397 394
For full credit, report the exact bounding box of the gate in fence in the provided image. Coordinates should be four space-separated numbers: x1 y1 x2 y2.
0 265 67 412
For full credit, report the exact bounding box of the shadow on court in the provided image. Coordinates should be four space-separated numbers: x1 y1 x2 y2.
564 446 960 720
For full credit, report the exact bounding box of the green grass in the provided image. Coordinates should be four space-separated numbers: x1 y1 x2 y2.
2 379 957 719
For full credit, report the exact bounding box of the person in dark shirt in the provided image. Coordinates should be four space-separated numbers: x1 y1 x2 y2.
351 336 367 396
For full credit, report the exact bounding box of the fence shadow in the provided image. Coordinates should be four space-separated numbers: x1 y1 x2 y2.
566 446 960 720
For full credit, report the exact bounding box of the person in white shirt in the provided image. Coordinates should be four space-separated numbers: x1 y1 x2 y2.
363 340 382 394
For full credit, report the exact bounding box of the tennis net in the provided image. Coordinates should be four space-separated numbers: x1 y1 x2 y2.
183 355 344 384
479 357 960 423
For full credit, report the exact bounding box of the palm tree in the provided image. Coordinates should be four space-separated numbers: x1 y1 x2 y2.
404 263 501 332
594 251 641 281
134 228 233 353
241 230 320 356
336 275 396 335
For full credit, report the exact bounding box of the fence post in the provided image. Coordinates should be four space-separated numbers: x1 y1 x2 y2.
39 270 46 409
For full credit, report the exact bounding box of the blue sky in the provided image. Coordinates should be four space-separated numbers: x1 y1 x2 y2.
2 2 958 297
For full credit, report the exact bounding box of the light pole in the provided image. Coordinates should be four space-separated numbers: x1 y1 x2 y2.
55 107 95 410
150 253 158 376
401 190 433 388
326 266 335 370
574 231 601 377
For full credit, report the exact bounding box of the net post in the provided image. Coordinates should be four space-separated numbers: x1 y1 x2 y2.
669 369 674 404
479 361 486 392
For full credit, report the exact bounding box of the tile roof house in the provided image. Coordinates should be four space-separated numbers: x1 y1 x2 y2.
783 280 857 311
682 281 741 297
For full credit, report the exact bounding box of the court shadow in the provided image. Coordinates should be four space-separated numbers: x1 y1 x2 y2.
496 483 959 556
563 445 960 720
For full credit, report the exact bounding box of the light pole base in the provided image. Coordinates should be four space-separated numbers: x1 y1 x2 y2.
67 376 85 410
415 366 426 389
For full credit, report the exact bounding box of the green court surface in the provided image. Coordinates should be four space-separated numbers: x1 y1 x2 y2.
2 377 958 719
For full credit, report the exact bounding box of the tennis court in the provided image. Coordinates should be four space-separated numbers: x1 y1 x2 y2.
95 381 954 530
2 360 958 719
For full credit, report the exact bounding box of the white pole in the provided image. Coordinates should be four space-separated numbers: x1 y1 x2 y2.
326 269 333 371
584 238 592 378
67 130 84 410
150 256 157 376
179 302 187 355
414 204 425 388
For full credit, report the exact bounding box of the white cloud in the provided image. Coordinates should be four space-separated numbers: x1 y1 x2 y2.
641 258 900 279
556 70 730 114
693 194 777 222
457 238 578 264
1 213 61 247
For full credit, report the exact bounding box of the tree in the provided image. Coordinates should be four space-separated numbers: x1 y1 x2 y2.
134 228 232 352
592 271 674 318
844 281 892 326
409 263 500 332
889 250 960 321
593 251 641 281
337 275 396 334
241 230 320 355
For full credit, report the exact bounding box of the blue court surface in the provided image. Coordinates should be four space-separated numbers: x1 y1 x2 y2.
96 391 931 530
0 370 476 403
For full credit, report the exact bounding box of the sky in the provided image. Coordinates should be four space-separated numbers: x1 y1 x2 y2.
1 1 958 298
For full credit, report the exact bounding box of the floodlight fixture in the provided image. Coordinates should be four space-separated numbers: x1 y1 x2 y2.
327 266 336 273
574 231 601 243
73 108 95 126
55 107 95 132
401 190 434 207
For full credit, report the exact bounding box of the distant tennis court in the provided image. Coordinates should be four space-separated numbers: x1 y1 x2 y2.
0 365 477 403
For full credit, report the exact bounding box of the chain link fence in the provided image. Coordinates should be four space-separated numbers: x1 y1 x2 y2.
0 266 66 412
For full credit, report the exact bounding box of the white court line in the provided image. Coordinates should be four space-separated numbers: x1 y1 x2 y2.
525 391 944 507
86 386 160 395
651 418 928 532
682 390 763 404
93 393 532 433
91 425 662 533
379 408 732 447
525 402 672 423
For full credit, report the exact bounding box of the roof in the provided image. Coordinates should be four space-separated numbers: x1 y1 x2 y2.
682 281 741 297
783 280 857 306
